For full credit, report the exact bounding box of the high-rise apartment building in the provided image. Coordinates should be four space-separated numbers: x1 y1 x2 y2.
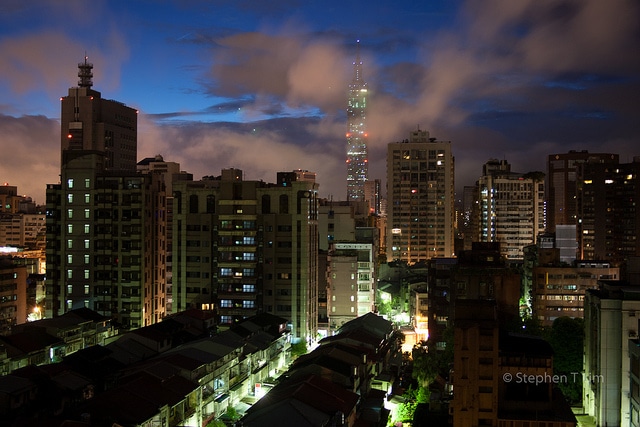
61 57 137 172
172 169 319 344
326 232 377 334
46 156 148 328
386 129 455 263
577 157 640 265
546 151 618 232
137 155 186 325
477 159 545 261
346 41 369 202
45 59 161 330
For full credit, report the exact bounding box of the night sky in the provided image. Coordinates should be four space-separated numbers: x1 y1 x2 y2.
0 0 638 204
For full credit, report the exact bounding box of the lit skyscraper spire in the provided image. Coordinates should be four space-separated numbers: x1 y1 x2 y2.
346 40 369 201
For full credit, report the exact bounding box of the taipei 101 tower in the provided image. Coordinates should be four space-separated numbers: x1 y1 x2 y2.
346 40 369 201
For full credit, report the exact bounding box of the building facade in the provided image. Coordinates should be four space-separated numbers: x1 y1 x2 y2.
477 159 545 261
327 241 376 333
577 157 640 265
45 155 148 329
533 261 619 326
546 151 618 233
45 59 164 331
0 257 27 335
0 213 46 250
172 169 319 344
137 155 185 325
584 284 640 426
387 130 455 263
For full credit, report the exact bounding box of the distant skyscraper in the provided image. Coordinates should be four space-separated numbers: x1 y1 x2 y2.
346 40 369 202
387 129 455 263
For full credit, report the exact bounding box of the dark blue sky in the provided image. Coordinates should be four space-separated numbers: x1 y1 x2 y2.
0 0 638 203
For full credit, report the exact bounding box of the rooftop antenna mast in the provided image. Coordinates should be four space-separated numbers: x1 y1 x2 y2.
78 54 93 88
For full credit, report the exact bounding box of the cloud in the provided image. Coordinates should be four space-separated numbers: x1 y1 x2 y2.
137 114 348 199
0 114 60 204
1 0 638 205
0 30 130 111
152 0 639 196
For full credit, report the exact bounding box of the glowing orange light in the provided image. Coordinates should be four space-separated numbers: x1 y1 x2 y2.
364 133 368 137
67 134 73 139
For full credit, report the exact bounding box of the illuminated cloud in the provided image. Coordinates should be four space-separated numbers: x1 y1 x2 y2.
0 0 637 203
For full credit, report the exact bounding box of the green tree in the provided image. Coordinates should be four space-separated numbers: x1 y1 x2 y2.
290 340 308 360
389 385 428 426
411 327 454 390
548 317 584 403
225 406 240 422
411 346 439 391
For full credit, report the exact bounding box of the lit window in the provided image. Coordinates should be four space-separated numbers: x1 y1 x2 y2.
84 239 90 249
84 194 90 204
84 224 90 234
84 270 90 279
67 179 74 189
85 178 91 188
67 270 73 279
84 209 90 219
67 239 73 249
67 194 73 203
67 300 73 310
84 285 90 295
67 209 73 219
67 284 73 294
67 254 73 264
84 254 90 264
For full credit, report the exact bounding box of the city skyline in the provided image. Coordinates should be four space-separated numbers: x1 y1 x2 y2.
0 0 638 204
